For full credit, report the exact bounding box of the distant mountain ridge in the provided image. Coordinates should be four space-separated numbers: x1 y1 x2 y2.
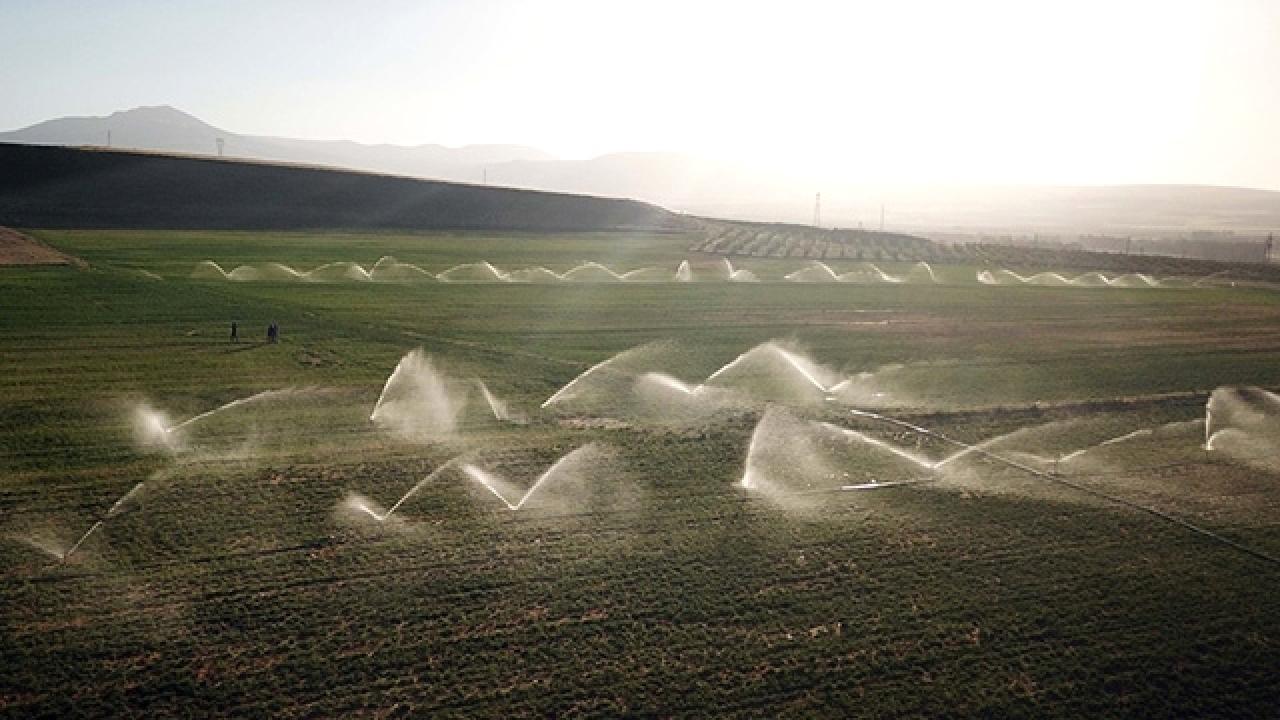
5 106 1280 235
0 106 554 181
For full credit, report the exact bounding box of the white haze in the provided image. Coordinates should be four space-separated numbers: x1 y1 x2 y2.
3 1 1280 230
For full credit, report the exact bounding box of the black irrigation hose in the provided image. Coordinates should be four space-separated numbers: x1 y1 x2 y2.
846 409 1280 567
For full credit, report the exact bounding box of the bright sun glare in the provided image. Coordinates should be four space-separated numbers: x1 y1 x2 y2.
1 0 1277 188
389 0 1256 186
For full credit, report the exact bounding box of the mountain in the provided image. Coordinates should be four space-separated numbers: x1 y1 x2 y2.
0 106 762 210
0 106 554 182
0 105 220 151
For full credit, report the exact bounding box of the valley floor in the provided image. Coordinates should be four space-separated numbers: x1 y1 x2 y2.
1 229 1277 718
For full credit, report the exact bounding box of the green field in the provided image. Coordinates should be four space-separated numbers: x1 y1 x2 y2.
3 228 1279 718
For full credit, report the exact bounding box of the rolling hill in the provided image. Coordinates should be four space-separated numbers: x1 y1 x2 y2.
0 143 690 233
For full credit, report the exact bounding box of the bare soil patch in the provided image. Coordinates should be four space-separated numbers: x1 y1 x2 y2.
0 227 85 267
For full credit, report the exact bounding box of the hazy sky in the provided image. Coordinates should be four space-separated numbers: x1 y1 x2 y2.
3 0 1279 189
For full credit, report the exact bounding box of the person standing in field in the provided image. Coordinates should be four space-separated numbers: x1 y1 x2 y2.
230 321 238 343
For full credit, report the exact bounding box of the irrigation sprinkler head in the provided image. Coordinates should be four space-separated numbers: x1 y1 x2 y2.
134 405 177 450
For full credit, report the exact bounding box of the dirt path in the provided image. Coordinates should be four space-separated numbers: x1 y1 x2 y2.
0 227 86 267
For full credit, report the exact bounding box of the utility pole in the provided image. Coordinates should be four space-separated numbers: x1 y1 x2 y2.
813 192 821 228
106 130 112 148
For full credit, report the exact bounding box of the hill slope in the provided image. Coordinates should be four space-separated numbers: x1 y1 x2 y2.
0 143 690 232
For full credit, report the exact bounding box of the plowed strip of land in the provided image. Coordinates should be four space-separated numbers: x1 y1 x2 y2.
0 226 85 267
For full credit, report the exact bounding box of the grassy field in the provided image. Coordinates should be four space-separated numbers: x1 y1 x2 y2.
2 228 1279 718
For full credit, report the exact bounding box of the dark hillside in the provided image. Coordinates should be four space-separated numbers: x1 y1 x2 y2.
0 143 690 232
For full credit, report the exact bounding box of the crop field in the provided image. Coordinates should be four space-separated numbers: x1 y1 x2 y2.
3 228 1280 718
693 222 1280 285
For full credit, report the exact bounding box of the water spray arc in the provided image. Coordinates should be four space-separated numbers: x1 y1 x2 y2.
462 444 600 510
783 261 937 284
165 389 303 435
542 341 848 417
1200 386 1280 469
840 408 1280 566
706 343 836 394
721 258 759 282
61 481 145 562
370 350 502 439
540 345 658 408
795 418 1058 491
475 379 520 423
977 268 1165 288
191 258 1228 288
674 260 693 282
351 459 461 523
1055 427 1164 464
437 261 510 283
461 465 524 510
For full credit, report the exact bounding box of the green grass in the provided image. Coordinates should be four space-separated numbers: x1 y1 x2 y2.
1 229 1278 718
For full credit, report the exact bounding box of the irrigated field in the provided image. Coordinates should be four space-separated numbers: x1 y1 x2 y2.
2 229 1279 718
